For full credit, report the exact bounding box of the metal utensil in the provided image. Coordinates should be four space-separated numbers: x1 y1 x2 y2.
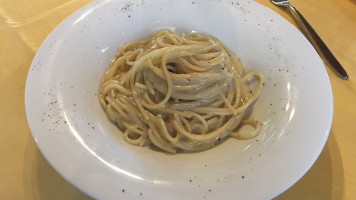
270 0 349 80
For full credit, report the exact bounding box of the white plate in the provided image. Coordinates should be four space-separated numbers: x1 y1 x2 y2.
25 0 333 199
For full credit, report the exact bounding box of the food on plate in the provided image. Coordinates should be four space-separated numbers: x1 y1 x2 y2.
99 29 263 153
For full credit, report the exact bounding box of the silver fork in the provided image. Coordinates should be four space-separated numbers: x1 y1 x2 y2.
270 0 349 80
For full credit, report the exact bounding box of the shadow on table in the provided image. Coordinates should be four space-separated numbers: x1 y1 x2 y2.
274 131 345 199
22 132 93 200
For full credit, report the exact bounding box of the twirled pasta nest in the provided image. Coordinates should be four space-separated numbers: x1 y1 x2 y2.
99 29 263 153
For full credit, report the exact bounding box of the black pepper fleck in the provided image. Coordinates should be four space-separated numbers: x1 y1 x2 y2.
122 189 125 192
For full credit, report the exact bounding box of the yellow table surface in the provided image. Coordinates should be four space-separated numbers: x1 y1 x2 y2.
1 0 355 199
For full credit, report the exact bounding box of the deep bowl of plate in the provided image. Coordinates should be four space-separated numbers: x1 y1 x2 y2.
25 0 333 199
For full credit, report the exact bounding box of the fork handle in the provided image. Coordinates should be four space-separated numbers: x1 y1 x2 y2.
288 5 349 79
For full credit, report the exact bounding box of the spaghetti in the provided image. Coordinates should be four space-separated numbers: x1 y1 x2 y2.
99 29 264 153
